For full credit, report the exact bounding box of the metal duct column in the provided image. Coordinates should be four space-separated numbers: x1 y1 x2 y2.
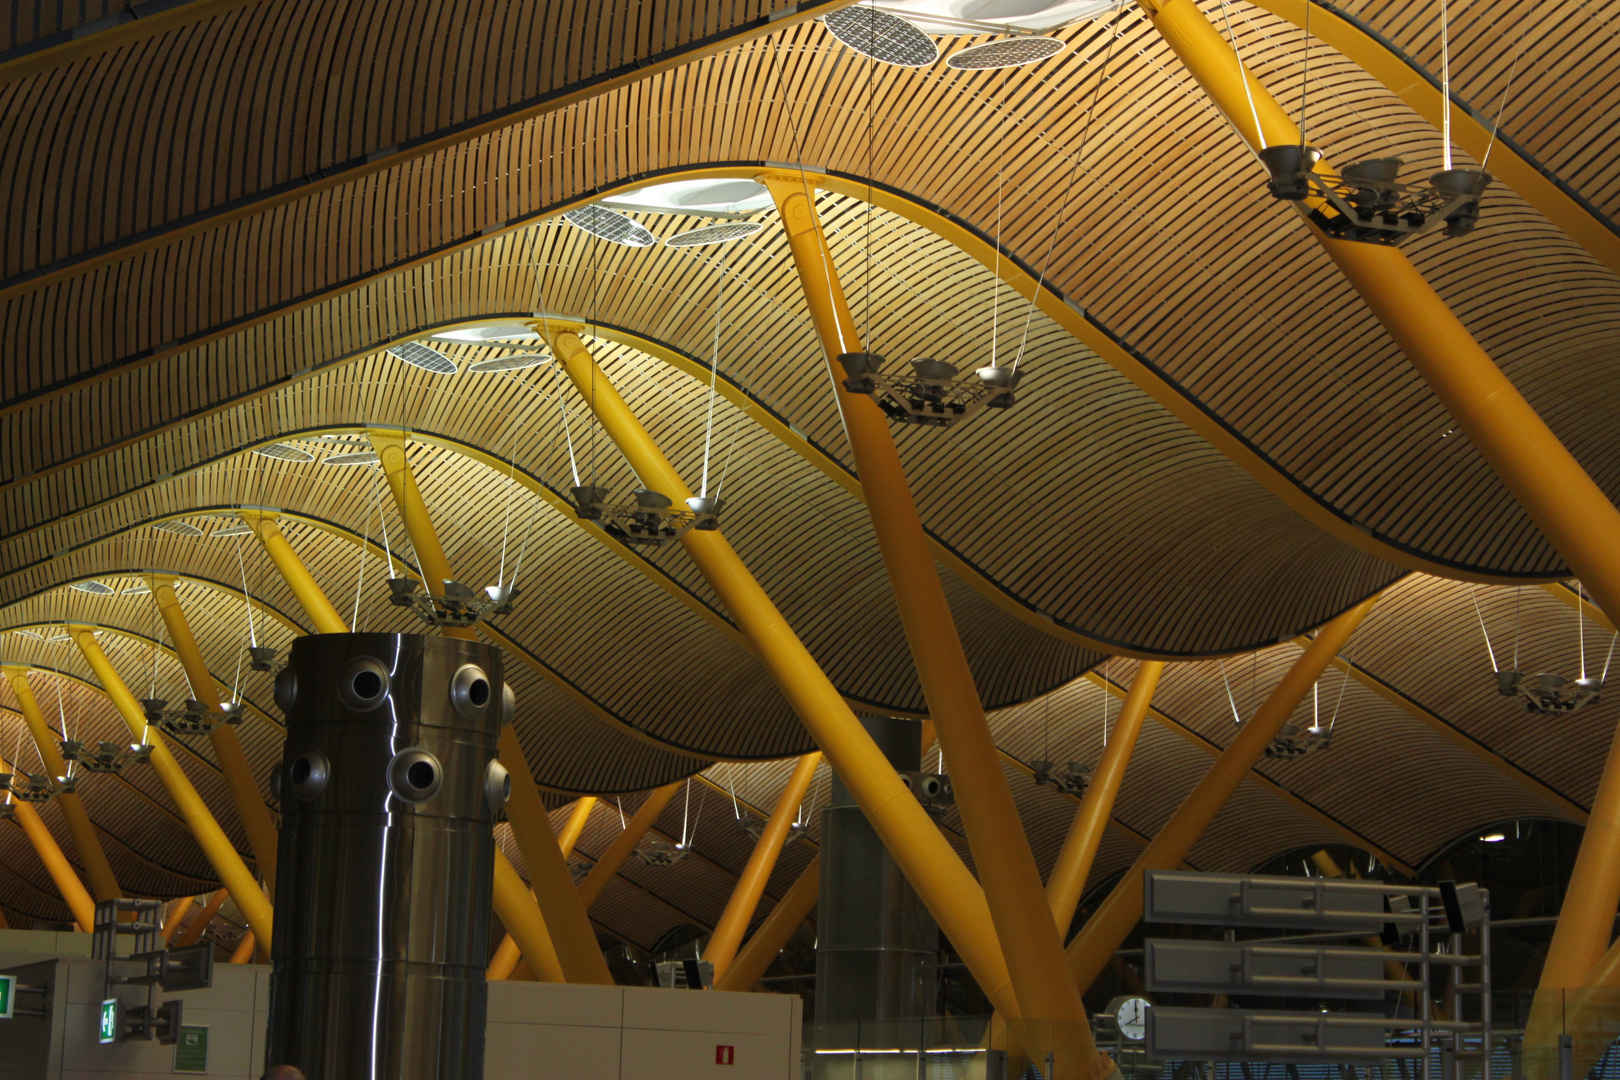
267 634 512 1080
816 716 938 1035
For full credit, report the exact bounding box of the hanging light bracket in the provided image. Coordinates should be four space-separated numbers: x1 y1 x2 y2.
838 353 1019 428
569 487 718 544
1258 148 1491 243
1030 759 1092 797
59 740 154 773
1495 670 1603 714
386 578 521 628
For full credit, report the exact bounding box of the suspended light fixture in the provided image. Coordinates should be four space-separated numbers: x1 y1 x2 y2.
822 6 939 66
69 581 116 595
570 487 714 545
60 740 153 773
466 352 551 373
560 205 657 247
1474 584 1611 715
1030 759 1091 796
386 577 520 628
947 36 1065 69
838 352 1019 426
632 836 689 866
663 222 764 248
251 443 316 462
152 520 205 537
385 340 459 374
1265 722 1330 760
139 696 242 736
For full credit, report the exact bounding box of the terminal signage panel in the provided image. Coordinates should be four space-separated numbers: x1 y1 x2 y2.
1145 1006 1386 1063
99 998 119 1044
1145 939 1390 999
0 973 12 1019
1145 870 1387 931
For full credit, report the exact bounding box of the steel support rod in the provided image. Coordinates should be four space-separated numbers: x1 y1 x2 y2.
69 625 275 950
704 752 822 979
543 327 1032 1043
714 853 821 993
2 664 120 902
1138 0 1620 993
1047 662 1162 931
239 510 348 634
497 726 614 984
759 175 1102 1078
367 429 477 641
146 575 280 890
488 796 597 981
1065 599 1376 995
576 782 682 910
0 744 96 931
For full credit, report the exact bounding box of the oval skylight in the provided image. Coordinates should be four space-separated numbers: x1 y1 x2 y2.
153 520 205 536
560 205 658 247
324 451 381 466
69 581 116 595
252 443 317 462
664 222 765 248
385 341 459 374
823 7 939 66
602 179 773 216
882 0 1117 34
947 36 1065 68
467 353 552 373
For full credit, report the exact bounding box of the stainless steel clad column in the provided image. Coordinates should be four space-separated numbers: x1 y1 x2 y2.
267 634 512 1080
815 716 939 1042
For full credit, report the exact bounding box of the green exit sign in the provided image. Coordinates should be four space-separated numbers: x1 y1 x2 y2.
98 998 118 1043
0 974 13 1019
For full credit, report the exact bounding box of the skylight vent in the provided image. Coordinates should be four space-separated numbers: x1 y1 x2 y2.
385 341 458 375
467 352 551 374
252 443 317 462
69 581 115 595
664 222 764 248
947 36 1064 69
153 520 205 537
561 206 658 247
823 7 938 67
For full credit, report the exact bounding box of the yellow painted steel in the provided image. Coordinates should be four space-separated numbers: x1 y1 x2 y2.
2 665 120 902
173 888 228 948
705 752 822 979
489 797 597 980
68 626 275 951
146 575 280 890
1046 662 1163 931
543 328 1032 1045
0 743 96 931
576 782 682 910
497 726 614 985
239 510 348 634
713 854 821 993
759 174 1102 1078
493 852 566 982
367 429 477 642
1065 598 1377 995
1137 0 1620 1006
229 931 256 965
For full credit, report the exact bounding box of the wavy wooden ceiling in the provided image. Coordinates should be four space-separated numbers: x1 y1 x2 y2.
1 0 1617 953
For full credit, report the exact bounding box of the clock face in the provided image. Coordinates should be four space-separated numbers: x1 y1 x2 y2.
1115 996 1150 1041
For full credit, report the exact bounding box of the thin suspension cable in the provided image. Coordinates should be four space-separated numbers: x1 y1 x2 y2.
1578 581 1588 681
1482 24 1529 168
1439 0 1454 170
1298 0 1311 146
352 469 381 632
1327 659 1349 734
1471 585 1499 672
991 64 1007 367
1513 587 1521 670
1012 0 1126 372
1603 632 1618 685
233 536 258 648
1220 0 1266 150
559 391 583 488
375 466 399 579
1219 659 1244 725
700 244 728 498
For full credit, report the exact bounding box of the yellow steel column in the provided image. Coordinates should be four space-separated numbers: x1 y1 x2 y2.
69 626 275 950
488 796 597 981
714 853 821 993
229 932 257 965
760 174 1100 1076
1065 599 1375 994
543 329 1035 1051
576 782 682 910
173 887 228 948
2 665 120 902
239 510 348 635
497 726 614 984
1046 662 1163 931
704 752 822 980
367 429 476 642
0 744 96 931
492 854 566 982
146 575 280 890
1138 0 1620 988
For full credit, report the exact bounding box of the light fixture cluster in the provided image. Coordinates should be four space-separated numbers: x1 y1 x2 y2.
386 578 520 629
1494 670 1603 714
60 740 154 774
1257 147 1492 243
821 6 1077 71
1265 722 1331 760
1030 759 1091 796
837 352 1019 427
570 486 721 546
140 696 243 736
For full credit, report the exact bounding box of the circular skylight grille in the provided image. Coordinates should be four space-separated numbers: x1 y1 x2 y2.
252 443 316 462
947 36 1065 69
153 520 205 536
385 341 458 374
664 221 765 248
467 352 551 373
823 7 939 67
210 522 253 537
324 451 381 466
561 205 658 247
69 581 116 595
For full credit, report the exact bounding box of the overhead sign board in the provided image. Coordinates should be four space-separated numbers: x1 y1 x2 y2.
1144 939 1395 1000
1146 1006 1387 1063
1144 870 1389 931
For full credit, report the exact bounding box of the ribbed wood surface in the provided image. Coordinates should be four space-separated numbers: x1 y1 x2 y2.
1 1 123 54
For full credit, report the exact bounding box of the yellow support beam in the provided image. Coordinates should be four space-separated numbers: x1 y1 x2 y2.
1046 662 1162 931
238 510 348 634
69 626 274 950
492 854 566 982
1141 0 1620 995
2 665 120 902
544 329 1043 1061
488 796 597 981
1065 598 1377 995
576 782 682 910
173 887 228 948
704 753 822 980
367 428 477 642
713 854 821 993
0 743 96 932
497 726 615 985
146 575 280 890
760 174 1101 1077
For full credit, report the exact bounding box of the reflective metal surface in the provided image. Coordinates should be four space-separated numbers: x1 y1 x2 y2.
267 634 507 1080
815 716 938 1028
